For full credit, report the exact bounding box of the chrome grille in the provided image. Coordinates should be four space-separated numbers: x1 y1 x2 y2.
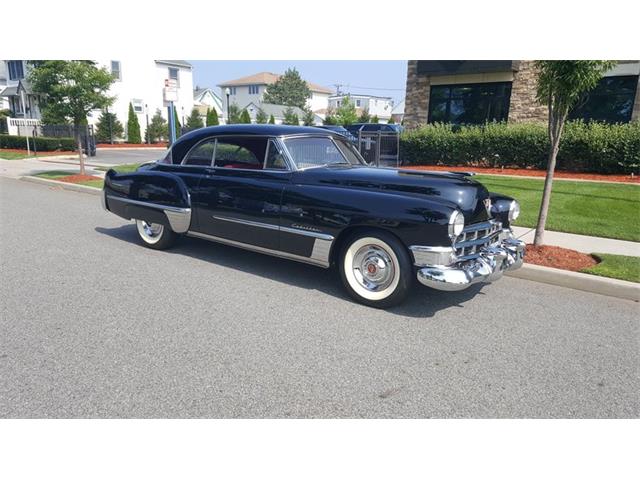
454 220 502 260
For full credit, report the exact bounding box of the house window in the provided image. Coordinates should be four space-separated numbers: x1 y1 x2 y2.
248 85 260 95
356 99 361 107
228 87 237 95
168 67 180 87
428 82 512 125
8 61 24 80
569 75 638 124
111 61 121 81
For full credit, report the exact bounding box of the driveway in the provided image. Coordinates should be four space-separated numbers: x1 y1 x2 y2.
92 147 165 165
0 177 638 418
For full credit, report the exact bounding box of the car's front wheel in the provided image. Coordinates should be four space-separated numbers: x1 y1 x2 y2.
135 219 178 250
339 230 413 308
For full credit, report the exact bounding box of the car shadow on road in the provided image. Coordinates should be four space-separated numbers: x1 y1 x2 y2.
95 224 486 318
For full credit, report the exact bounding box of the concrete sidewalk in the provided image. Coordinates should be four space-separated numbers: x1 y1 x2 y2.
0 158 107 179
512 226 640 257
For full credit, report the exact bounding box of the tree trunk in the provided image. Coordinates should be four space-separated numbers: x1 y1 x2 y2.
77 134 85 176
534 105 566 246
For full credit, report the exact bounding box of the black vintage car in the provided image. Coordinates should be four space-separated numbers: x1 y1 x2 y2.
102 125 524 308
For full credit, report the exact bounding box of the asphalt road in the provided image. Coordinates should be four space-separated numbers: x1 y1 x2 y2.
0 176 638 418
92 148 165 166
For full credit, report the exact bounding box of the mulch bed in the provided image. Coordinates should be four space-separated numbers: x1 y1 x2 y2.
524 244 598 271
55 174 102 184
97 143 167 148
402 165 639 184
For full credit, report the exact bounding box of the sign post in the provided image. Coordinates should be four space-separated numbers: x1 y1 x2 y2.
164 79 179 145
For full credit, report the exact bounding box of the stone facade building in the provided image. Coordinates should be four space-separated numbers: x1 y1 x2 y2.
403 60 639 129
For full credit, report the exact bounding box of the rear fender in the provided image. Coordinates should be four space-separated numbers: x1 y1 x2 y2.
103 170 192 233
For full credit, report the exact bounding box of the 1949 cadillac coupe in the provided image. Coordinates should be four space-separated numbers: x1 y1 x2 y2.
102 125 524 308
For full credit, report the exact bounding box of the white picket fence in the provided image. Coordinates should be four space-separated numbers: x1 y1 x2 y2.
7 117 42 136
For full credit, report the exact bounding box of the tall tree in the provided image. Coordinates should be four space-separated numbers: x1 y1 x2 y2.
239 109 252 124
533 60 615 245
255 108 268 124
263 68 312 108
186 107 204 130
127 103 142 144
28 60 114 174
95 111 124 143
206 108 219 126
147 110 168 143
335 96 358 126
302 108 315 126
268 114 276 124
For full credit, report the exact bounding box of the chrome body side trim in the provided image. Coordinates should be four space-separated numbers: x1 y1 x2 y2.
416 231 525 292
213 215 335 241
106 195 192 233
187 231 330 268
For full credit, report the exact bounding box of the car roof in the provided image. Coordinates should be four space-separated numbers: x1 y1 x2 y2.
178 124 335 142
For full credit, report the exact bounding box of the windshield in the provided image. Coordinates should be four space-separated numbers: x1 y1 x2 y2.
283 136 363 169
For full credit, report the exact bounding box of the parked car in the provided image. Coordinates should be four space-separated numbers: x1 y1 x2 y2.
102 125 524 308
315 125 357 144
345 122 404 138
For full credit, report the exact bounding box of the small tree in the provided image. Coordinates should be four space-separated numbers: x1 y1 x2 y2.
358 109 370 123
323 108 337 125
227 104 241 124
206 108 219 126
239 109 252 124
268 114 276 124
255 108 268 124
387 117 395 124
283 107 299 125
127 103 142 144
263 67 312 108
533 60 615 245
370 115 379 123
28 60 114 174
302 108 315 126
147 110 168 143
335 96 358 126
95 111 124 143
186 107 204 130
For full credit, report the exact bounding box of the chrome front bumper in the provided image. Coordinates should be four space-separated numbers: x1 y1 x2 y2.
415 235 525 292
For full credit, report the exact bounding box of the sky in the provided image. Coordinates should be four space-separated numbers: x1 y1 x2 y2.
189 60 408 105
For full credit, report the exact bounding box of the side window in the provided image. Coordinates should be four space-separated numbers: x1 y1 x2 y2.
265 139 288 170
214 137 266 170
182 139 216 166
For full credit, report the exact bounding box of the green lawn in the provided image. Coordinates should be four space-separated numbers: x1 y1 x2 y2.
475 175 640 242
582 253 640 283
34 170 104 189
0 151 32 160
96 163 142 173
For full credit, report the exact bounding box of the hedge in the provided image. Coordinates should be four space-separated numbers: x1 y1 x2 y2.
400 121 640 174
0 134 76 152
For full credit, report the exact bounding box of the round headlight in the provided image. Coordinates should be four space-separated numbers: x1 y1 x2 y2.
509 200 520 222
448 210 465 238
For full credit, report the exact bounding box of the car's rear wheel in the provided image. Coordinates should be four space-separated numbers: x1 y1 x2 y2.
339 230 413 308
135 219 178 250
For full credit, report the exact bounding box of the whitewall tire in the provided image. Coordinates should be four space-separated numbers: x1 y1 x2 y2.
135 219 178 250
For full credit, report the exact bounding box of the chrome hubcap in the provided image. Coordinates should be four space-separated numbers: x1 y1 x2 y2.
142 221 163 237
352 245 395 292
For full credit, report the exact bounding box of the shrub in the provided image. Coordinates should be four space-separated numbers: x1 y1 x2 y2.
127 103 142 144
400 121 640 174
95 111 124 143
206 108 219 126
0 134 76 151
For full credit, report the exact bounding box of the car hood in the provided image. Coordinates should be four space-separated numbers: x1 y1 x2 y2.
293 165 492 223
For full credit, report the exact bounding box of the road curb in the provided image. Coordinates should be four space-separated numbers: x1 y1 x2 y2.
506 263 640 302
20 176 101 196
